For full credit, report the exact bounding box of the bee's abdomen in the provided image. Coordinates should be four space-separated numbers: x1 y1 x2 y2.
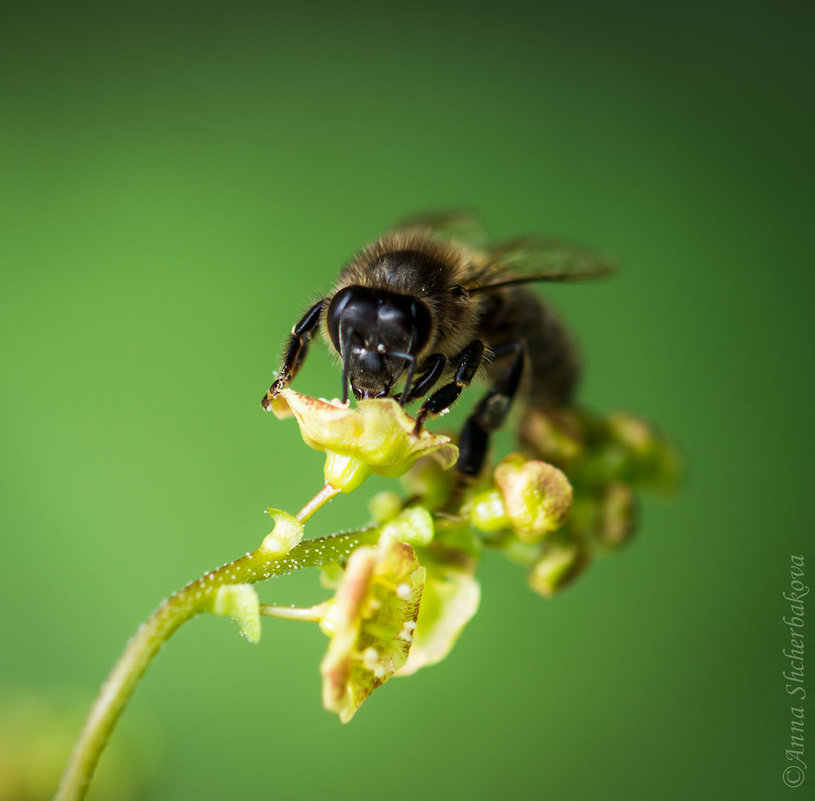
476 287 579 406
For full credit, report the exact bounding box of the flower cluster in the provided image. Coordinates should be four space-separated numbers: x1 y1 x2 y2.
262 388 679 721
56 383 681 801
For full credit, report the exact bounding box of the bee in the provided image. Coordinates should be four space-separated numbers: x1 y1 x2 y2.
262 210 616 477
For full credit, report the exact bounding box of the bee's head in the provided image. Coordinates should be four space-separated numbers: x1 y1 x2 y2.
326 285 432 402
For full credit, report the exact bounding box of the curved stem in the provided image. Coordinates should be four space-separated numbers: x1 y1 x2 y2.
55 527 378 801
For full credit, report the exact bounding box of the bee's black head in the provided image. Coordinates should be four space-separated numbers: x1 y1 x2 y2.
326 285 432 402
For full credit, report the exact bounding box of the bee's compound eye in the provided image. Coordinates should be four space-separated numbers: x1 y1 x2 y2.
409 299 433 352
326 286 363 350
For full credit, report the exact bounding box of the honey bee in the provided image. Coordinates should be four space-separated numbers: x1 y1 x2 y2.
262 210 616 476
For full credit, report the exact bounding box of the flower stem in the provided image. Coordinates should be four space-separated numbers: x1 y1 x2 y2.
55 527 378 801
296 483 341 523
259 602 329 622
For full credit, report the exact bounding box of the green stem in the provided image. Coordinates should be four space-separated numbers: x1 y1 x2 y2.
296 482 340 522
259 602 329 622
55 527 378 801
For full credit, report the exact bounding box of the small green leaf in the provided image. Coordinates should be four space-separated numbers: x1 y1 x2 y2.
210 584 261 643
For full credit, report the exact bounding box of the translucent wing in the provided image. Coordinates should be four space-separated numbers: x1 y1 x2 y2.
389 208 488 248
465 236 618 294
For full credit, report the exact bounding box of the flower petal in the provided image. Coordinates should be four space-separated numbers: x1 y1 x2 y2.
397 548 480 676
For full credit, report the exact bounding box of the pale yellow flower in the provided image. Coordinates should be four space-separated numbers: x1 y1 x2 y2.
271 389 458 492
320 539 425 723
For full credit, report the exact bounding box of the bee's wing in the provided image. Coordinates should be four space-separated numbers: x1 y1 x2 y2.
389 209 488 248
465 236 618 294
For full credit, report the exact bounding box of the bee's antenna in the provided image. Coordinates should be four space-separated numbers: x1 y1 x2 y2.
340 327 352 405
388 352 416 406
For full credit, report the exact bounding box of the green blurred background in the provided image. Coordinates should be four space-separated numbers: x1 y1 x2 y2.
1 1 812 799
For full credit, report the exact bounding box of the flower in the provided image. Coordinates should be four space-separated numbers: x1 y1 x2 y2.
319 539 425 722
270 389 459 493
519 406 585 468
397 545 480 676
527 538 588 597
493 454 573 542
605 412 683 491
569 482 638 552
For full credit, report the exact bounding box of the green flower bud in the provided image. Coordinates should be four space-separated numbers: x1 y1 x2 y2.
501 535 544 566
368 491 403 524
528 539 588 597
596 482 638 550
606 412 654 457
519 406 584 467
401 454 456 509
602 412 683 491
568 483 638 552
574 440 630 487
272 389 458 493
209 584 261 643
435 524 482 558
494 454 573 542
380 505 435 547
467 487 510 533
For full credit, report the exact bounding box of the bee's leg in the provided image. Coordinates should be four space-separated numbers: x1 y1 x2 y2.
405 353 447 404
261 299 325 409
412 341 484 434
456 341 525 477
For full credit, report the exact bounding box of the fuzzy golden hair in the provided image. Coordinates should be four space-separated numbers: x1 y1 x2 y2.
321 230 491 362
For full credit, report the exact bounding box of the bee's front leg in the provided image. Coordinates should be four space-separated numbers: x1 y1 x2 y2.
404 353 447 404
412 341 485 434
456 341 525 477
261 299 325 409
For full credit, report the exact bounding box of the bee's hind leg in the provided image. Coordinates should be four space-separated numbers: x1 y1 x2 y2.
261 299 325 409
456 341 525 477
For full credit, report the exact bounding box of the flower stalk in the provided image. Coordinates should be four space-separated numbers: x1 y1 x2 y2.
54 523 377 801
260 603 330 622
